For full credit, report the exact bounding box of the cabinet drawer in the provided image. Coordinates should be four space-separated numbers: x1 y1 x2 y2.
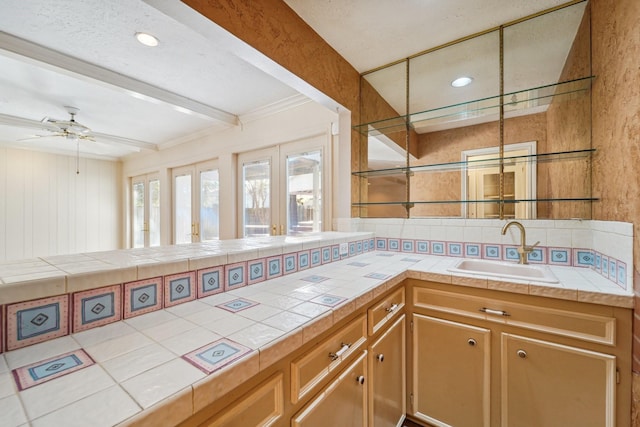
291 315 367 403
368 286 405 336
413 287 616 345
200 373 283 427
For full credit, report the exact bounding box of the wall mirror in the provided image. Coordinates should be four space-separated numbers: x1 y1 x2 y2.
354 0 593 220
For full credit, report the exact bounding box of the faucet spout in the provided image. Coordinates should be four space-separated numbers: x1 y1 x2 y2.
501 221 536 264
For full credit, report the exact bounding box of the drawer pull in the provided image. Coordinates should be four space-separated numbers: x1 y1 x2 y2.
356 375 365 385
329 343 351 361
376 354 385 363
386 303 399 313
517 349 528 359
468 338 477 347
480 307 510 317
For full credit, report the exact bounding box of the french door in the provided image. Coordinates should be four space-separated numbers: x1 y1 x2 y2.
131 174 161 248
172 160 219 244
238 137 326 237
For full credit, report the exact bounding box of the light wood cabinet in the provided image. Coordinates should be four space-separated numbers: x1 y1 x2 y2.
501 333 616 427
412 314 491 427
408 279 632 427
199 373 284 427
368 314 406 427
292 351 368 427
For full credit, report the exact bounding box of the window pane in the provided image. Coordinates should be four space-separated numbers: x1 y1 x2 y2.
200 169 219 241
149 179 160 247
243 161 270 237
132 181 145 248
287 150 322 234
175 174 192 244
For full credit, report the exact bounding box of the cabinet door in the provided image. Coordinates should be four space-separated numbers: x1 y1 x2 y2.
369 315 406 427
412 314 491 427
292 351 368 427
501 333 616 427
200 373 283 427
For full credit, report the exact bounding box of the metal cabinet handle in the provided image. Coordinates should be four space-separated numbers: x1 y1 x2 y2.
356 375 365 385
517 349 527 359
479 307 510 316
385 303 398 313
376 354 385 363
329 343 351 361
468 338 477 347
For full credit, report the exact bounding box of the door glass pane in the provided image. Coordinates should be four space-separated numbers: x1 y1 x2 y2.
149 179 160 247
175 174 192 244
287 150 322 234
243 161 270 237
132 181 145 248
200 169 219 241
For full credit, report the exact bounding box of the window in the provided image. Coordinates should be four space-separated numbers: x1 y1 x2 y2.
131 174 160 248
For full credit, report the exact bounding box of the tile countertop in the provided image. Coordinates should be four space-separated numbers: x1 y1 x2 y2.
0 249 633 427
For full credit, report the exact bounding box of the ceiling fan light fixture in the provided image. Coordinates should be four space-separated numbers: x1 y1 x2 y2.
135 32 159 47
451 76 473 88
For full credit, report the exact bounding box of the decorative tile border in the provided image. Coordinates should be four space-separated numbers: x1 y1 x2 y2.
266 255 283 279
164 271 196 308
124 277 163 319
72 284 122 333
6 295 69 351
283 253 298 275
301 275 330 283
12 349 94 390
298 250 310 271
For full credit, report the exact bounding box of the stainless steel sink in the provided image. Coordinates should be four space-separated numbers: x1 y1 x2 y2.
448 259 559 283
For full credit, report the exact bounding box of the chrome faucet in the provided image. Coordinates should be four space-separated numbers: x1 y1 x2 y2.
501 221 540 265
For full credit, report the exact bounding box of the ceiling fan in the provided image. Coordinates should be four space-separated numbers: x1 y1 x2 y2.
39 106 94 141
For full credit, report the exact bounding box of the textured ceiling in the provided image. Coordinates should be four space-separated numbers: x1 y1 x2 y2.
0 0 586 161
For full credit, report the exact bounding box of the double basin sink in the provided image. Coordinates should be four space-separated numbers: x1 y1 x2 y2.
448 259 559 283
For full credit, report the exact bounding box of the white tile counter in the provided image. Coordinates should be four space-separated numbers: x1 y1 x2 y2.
0 233 633 426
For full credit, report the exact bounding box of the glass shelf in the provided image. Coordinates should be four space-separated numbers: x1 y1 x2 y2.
352 197 599 207
352 148 595 178
353 76 595 137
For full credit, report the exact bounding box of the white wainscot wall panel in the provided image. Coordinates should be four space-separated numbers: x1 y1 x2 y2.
0 148 122 262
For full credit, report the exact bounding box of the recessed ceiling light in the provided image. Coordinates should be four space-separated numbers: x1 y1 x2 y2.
451 76 473 88
135 32 159 47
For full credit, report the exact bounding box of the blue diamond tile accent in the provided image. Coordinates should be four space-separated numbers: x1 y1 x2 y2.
357 241 362 253
348 262 369 267
527 248 544 263
365 272 390 280
332 246 340 261
349 242 356 256
416 241 429 253
249 262 264 281
602 257 609 276
465 244 480 257
311 250 321 266
551 249 569 263
299 253 309 268
301 275 329 283
29 354 82 381
575 251 594 266
196 342 240 366
431 242 445 255
284 255 297 273
131 284 157 312
402 240 414 252
220 298 257 313
268 258 281 275
447 243 462 256
609 260 616 279
312 294 346 307
505 247 520 261
376 239 387 250
484 245 501 259
170 277 191 302
202 271 220 292
82 293 114 324
322 247 331 263
17 303 60 340
228 266 244 287
618 264 627 285
595 253 602 271
388 239 400 250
